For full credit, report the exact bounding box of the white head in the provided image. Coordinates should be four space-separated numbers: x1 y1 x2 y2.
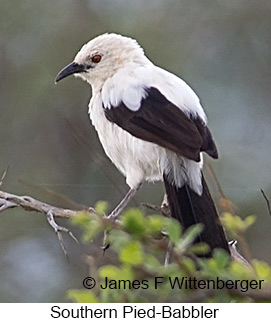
55 33 150 88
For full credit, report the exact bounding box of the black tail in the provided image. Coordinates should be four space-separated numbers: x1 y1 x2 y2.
163 173 229 255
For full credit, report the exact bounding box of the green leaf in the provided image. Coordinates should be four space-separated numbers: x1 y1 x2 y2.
99 265 119 280
95 200 109 215
181 256 197 273
119 240 144 265
177 224 203 252
67 290 99 303
70 211 102 243
70 211 93 227
147 215 165 236
221 213 256 237
252 260 271 282
99 264 134 281
108 230 131 251
213 249 231 269
188 242 210 255
165 218 181 243
121 208 146 237
230 260 254 280
244 215 256 228
142 253 162 272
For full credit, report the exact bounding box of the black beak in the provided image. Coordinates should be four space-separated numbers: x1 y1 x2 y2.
55 62 86 83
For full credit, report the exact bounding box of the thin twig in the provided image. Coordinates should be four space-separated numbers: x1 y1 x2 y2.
0 166 9 187
261 189 271 217
47 211 79 244
141 202 162 212
47 211 79 260
141 195 170 218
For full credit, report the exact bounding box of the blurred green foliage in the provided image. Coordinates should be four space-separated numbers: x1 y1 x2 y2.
68 204 271 302
221 212 256 238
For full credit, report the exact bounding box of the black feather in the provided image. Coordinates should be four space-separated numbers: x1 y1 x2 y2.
164 173 229 255
104 87 218 162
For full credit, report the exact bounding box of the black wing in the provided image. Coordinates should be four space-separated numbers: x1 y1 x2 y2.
104 87 218 162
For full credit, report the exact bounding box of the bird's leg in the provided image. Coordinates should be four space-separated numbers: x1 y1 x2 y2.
108 186 140 221
101 185 141 252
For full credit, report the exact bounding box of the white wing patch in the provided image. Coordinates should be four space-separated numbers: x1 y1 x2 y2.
121 86 147 111
102 64 148 111
102 63 207 123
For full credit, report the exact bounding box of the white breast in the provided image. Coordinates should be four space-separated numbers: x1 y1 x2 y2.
89 92 164 189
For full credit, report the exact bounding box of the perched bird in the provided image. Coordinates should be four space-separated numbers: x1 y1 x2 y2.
55 33 229 254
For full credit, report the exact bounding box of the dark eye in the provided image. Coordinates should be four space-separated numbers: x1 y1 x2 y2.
92 55 102 63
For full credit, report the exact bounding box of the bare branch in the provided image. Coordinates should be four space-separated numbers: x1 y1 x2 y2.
46 211 79 244
0 198 17 211
142 193 170 218
0 189 96 218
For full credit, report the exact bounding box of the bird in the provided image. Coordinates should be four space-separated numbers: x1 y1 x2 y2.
55 33 229 254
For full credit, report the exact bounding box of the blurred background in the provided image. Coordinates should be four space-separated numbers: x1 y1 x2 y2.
1 0 271 302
